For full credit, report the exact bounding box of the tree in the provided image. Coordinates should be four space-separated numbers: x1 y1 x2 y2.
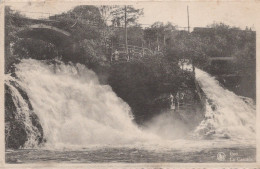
110 6 143 60
50 5 105 41
98 5 117 23
110 6 143 27
144 22 176 51
48 6 110 66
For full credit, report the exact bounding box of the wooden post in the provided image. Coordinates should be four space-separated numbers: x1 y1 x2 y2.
163 34 166 46
157 33 160 51
125 6 129 61
192 58 195 75
142 40 144 57
187 6 190 33
111 38 113 62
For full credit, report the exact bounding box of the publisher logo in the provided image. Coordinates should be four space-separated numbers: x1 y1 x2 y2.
217 152 226 161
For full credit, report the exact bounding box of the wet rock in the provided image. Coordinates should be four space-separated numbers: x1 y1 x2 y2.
5 121 27 149
5 83 44 149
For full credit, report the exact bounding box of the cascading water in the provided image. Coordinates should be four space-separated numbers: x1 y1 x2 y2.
5 75 41 148
5 59 255 150
194 68 255 140
8 59 158 149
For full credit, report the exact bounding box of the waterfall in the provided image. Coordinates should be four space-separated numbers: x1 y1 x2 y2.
9 59 157 149
194 68 255 140
5 59 255 149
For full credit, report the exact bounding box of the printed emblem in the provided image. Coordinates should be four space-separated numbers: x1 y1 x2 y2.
217 152 226 161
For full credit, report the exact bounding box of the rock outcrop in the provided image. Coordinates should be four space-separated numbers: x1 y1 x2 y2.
5 79 44 149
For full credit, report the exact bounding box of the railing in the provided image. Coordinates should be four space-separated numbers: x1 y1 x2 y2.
111 43 161 62
209 57 234 61
117 44 153 54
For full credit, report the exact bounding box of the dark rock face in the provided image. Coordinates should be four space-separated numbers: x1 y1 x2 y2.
172 87 205 131
108 61 206 126
154 79 206 131
5 121 27 149
5 82 44 149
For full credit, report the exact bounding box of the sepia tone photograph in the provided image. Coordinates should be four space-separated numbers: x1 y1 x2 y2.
3 0 257 165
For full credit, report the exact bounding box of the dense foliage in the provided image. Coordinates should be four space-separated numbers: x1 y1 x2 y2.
190 24 256 99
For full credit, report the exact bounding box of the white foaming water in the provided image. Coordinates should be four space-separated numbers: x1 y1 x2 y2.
194 68 255 140
5 75 41 148
12 59 158 149
6 59 255 149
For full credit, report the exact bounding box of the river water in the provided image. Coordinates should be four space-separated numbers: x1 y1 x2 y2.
5 59 256 163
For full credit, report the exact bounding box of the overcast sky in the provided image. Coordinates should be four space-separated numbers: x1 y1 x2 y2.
7 1 258 30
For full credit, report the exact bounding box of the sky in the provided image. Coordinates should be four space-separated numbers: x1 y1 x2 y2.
6 1 259 31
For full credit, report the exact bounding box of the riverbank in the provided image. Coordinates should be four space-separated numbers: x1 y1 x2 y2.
6 146 255 163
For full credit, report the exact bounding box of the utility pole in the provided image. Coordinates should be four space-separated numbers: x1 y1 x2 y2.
187 5 195 74
157 35 159 51
187 6 190 33
142 40 144 57
157 30 160 51
163 34 166 46
125 5 129 61
111 38 114 62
